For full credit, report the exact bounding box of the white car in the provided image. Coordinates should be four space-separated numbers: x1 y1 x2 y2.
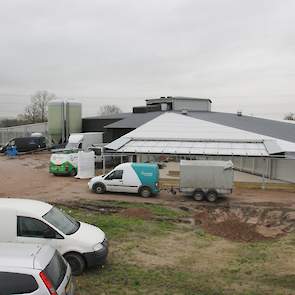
0 243 74 295
0 198 108 275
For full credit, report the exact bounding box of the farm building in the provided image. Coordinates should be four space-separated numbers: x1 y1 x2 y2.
82 96 295 183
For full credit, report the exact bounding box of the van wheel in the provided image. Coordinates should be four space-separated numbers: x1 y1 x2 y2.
93 182 106 194
206 190 218 202
70 168 77 177
193 190 205 201
139 187 152 198
64 253 85 276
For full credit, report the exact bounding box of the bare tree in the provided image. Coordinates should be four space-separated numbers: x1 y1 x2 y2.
24 90 56 123
284 112 295 121
99 104 122 116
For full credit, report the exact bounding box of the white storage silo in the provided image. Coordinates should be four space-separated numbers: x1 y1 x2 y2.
48 100 65 144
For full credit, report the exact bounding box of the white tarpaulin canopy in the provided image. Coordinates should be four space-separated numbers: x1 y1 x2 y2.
106 113 295 157
116 140 268 156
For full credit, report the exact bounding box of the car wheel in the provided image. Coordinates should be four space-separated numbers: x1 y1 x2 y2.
206 190 218 202
139 187 152 198
93 182 106 194
193 190 205 201
64 253 86 276
70 168 77 177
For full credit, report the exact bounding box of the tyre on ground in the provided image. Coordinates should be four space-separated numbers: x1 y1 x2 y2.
139 186 152 198
70 168 77 177
206 190 218 202
64 252 86 276
93 182 106 194
192 190 205 201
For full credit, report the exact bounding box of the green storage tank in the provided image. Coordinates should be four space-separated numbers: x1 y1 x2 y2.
48 100 65 144
66 101 82 137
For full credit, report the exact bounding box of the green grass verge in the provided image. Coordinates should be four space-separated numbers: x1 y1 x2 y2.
62 205 176 240
58 205 295 295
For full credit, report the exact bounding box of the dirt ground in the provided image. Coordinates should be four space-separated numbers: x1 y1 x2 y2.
1 152 295 208
1 152 295 241
2 153 295 294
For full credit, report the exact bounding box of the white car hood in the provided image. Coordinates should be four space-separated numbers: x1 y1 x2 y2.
71 221 105 246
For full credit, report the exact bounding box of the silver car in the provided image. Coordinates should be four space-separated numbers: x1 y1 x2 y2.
0 243 74 295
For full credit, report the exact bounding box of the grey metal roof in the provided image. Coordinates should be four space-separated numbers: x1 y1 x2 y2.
103 111 295 143
104 112 162 128
188 112 295 143
83 112 131 120
146 96 212 104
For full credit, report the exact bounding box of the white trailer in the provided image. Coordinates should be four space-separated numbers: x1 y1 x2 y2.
179 160 234 202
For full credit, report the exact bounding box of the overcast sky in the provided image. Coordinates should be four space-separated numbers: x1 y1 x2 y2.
0 0 294 119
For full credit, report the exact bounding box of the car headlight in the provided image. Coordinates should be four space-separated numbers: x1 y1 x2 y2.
93 243 103 252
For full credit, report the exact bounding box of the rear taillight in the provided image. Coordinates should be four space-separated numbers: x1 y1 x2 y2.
39 271 57 295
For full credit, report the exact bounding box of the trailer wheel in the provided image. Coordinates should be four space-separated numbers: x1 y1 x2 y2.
139 186 152 198
93 182 106 194
193 190 205 201
206 190 218 202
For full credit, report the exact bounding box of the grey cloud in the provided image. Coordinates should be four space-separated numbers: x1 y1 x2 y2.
0 0 294 119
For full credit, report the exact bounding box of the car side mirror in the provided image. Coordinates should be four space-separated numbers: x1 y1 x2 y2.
44 229 56 239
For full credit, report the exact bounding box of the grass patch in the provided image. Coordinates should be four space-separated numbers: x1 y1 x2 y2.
59 205 295 295
76 264 225 295
62 206 175 240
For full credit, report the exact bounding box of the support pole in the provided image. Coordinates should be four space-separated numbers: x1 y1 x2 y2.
262 158 266 190
102 149 106 175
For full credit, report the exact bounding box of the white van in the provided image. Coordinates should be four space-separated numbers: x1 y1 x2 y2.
0 198 108 275
0 243 74 295
88 162 160 197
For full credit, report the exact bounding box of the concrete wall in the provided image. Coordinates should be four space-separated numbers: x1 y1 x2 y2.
0 123 48 145
173 99 211 112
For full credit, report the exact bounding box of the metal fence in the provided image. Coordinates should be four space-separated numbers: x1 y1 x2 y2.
0 123 48 145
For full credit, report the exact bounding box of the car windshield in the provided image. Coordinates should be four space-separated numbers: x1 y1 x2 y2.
43 207 80 235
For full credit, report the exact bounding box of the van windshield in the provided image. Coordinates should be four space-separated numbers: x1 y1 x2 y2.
66 142 79 149
43 207 80 235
